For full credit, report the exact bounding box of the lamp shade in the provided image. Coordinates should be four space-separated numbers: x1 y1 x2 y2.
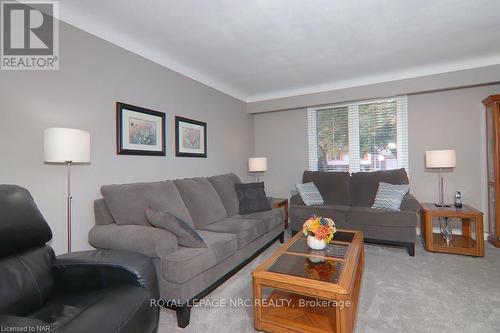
248 157 267 172
425 150 456 168
44 128 91 163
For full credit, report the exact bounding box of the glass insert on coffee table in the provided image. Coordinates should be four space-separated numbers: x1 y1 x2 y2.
252 230 364 333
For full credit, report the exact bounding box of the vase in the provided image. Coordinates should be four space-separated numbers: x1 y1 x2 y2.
307 250 326 263
307 235 327 250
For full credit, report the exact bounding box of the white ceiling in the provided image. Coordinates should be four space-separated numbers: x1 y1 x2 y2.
59 0 500 102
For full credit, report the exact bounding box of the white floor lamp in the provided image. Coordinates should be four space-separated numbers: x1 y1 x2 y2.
44 128 91 253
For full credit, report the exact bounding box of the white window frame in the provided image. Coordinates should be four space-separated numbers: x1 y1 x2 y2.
307 96 408 173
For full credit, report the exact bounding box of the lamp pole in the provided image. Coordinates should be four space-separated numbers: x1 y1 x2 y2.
66 161 72 253
439 167 444 207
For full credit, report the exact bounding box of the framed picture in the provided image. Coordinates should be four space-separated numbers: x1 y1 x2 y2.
116 102 166 156
175 116 207 157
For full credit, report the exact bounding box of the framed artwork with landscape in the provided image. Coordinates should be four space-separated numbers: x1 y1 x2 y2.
175 116 207 157
116 102 166 156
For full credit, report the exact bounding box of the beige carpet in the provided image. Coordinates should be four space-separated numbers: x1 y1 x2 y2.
158 235 500 332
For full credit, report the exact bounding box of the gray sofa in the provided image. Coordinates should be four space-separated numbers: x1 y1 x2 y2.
88 173 285 328
290 169 421 256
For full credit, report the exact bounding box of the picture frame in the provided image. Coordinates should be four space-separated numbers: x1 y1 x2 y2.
175 116 207 158
116 102 166 156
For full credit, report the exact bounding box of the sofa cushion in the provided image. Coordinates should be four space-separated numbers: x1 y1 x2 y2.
236 208 284 232
302 171 351 205
289 204 350 231
94 199 115 225
199 217 267 249
145 207 207 248
347 206 418 228
296 182 324 206
174 178 228 228
350 168 409 207
235 182 271 215
101 181 194 227
0 185 53 258
161 230 237 283
208 173 241 216
372 182 410 211
0 246 55 316
28 285 154 333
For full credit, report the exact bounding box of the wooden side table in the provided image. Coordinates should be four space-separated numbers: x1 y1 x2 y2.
272 198 289 229
421 203 484 257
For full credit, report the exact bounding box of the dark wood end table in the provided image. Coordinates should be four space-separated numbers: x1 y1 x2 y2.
272 198 289 229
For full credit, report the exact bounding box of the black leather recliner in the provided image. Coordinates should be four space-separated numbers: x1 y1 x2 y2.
0 185 159 333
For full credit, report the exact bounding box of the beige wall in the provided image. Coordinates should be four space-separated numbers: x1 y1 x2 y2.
254 85 500 225
254 108 308 197
0 22 253 254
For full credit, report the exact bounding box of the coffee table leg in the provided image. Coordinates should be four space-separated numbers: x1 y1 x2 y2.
338 306 353 333
253 278 262 330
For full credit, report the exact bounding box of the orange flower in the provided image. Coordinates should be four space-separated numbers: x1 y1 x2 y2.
314 226 330 240
302 216 336 243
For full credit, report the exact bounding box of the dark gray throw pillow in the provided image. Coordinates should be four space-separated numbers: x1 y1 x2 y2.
145 206 207 248
235 182 271 215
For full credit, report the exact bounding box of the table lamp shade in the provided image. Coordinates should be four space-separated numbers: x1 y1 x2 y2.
44 128 91 163
425 150 456 168
248 157 267 172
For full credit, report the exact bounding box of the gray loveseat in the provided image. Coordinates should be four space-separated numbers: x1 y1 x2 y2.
290 169 421 256
88 173 285 327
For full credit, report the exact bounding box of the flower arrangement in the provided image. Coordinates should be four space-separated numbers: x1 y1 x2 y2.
303 215 336 244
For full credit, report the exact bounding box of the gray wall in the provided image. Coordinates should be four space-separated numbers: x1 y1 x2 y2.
254 85 500 226
0 22 253 254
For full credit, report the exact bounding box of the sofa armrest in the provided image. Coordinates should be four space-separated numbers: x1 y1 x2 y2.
290 193 305 206
54 249 159 300
400 193 421 214
89 224 178 259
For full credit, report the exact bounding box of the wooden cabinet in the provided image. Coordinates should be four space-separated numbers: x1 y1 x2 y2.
483 95 500 247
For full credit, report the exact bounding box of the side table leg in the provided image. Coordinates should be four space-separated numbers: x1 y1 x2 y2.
424 213 433 251
462 218 471 239
476 215 484 257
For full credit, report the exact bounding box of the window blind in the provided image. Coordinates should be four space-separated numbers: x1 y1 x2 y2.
308 96 408 173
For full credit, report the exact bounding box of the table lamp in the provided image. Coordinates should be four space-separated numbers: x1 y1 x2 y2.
44 128 91 252
248 157 267 182
425 150 456 207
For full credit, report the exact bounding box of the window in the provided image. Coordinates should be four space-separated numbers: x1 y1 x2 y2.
308 96 408 173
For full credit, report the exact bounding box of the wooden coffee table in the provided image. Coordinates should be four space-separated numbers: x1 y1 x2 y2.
252 229 364 333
